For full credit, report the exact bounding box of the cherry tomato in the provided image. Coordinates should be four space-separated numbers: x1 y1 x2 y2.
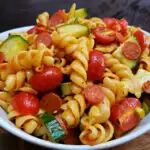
35 32 52 47
30 66 63 92
122 41 141 60
63 128 80 144
83 85 104 105
40 92 62 113
12 92 39 115
134 29 146 51
110 97 141 132
0 52 5 63
87 50 105 81
103 17 121 32
49 10 66 26
115 32 124 43
143 81 150 94
27 25 48 34
119 18 128 35
92 27 116 45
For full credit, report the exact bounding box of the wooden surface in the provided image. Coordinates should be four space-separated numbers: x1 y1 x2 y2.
0 128 150 150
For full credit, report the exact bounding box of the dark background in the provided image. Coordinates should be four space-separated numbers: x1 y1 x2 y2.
0 0 150 32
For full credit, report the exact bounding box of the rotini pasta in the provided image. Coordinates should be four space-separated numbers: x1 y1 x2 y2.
0 3 148 146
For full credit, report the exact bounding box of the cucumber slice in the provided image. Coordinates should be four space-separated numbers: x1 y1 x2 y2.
0 35 28 61
57 24 89 38
75 8 88 18
40 113 65 142
61 82 72 97
113 36 138 69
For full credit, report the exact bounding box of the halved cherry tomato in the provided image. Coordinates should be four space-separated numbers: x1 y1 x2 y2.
83 85 104 105
122 41 141 60
30 66 63 92
103 17 121 32
0 52 5 63
143 81 150 94
119 18 128 35
87 50 105 81
35 32 52 47
110 97 141 132
134 29 146 51
12 92 39 115
92 27 116 45
40 92 62 113
27 25 48 34
48 10 66 26
63 128 80 144
115 32 124 43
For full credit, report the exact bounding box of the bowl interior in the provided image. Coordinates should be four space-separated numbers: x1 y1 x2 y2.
0 26 150 150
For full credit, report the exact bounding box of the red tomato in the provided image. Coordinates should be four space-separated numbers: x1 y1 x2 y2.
40 92 62 113
30 66 63 92
103 17 121 32
63 128 80 144
92 27 116 45
87 50 105 81
134 29 146 51
0 52 5 63
49 10 66 26
27 25 48 34
12 92 39 115
83 85 104 105
35 32 52 47
110 97 141 132
122 41 141 60
115 32 124 43
119 18 128 35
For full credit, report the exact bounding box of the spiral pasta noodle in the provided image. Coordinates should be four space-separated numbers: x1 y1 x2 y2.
8 49 54 72
79 121 114 145
7 105 47 136
36 12 49 27
61 94 86 127
104 54 133 80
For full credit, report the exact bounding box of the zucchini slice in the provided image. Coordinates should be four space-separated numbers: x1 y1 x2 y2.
57 24 89 38
40 113 65 142
0 35 28 61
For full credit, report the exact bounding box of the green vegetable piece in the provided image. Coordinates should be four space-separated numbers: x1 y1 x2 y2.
61 82 72 97
75 8 88 18
57 24 89 38
0 35 28 61
142 102 150 115
40 113 65 142
112 36 138 69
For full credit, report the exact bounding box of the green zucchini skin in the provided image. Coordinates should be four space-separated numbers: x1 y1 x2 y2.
0 35 28 61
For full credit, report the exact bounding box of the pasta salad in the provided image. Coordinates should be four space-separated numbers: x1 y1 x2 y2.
0 3 150 145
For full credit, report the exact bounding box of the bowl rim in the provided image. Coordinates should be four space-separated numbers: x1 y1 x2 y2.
0 26 150 150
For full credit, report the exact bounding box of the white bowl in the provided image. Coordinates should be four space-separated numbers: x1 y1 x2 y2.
0 26 150 150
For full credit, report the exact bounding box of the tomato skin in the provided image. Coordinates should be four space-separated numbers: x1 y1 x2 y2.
49 10 66 26
12 92 39 115
119 18 128 35
134 29 146 51
83 85 104 105
35 32 52 47
0 52 5 63
40 92 62 113
63 128 80 144
92 27 116 45
30 66 63 92
87 50 105 81
110 97 141 132
27 25 48 34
